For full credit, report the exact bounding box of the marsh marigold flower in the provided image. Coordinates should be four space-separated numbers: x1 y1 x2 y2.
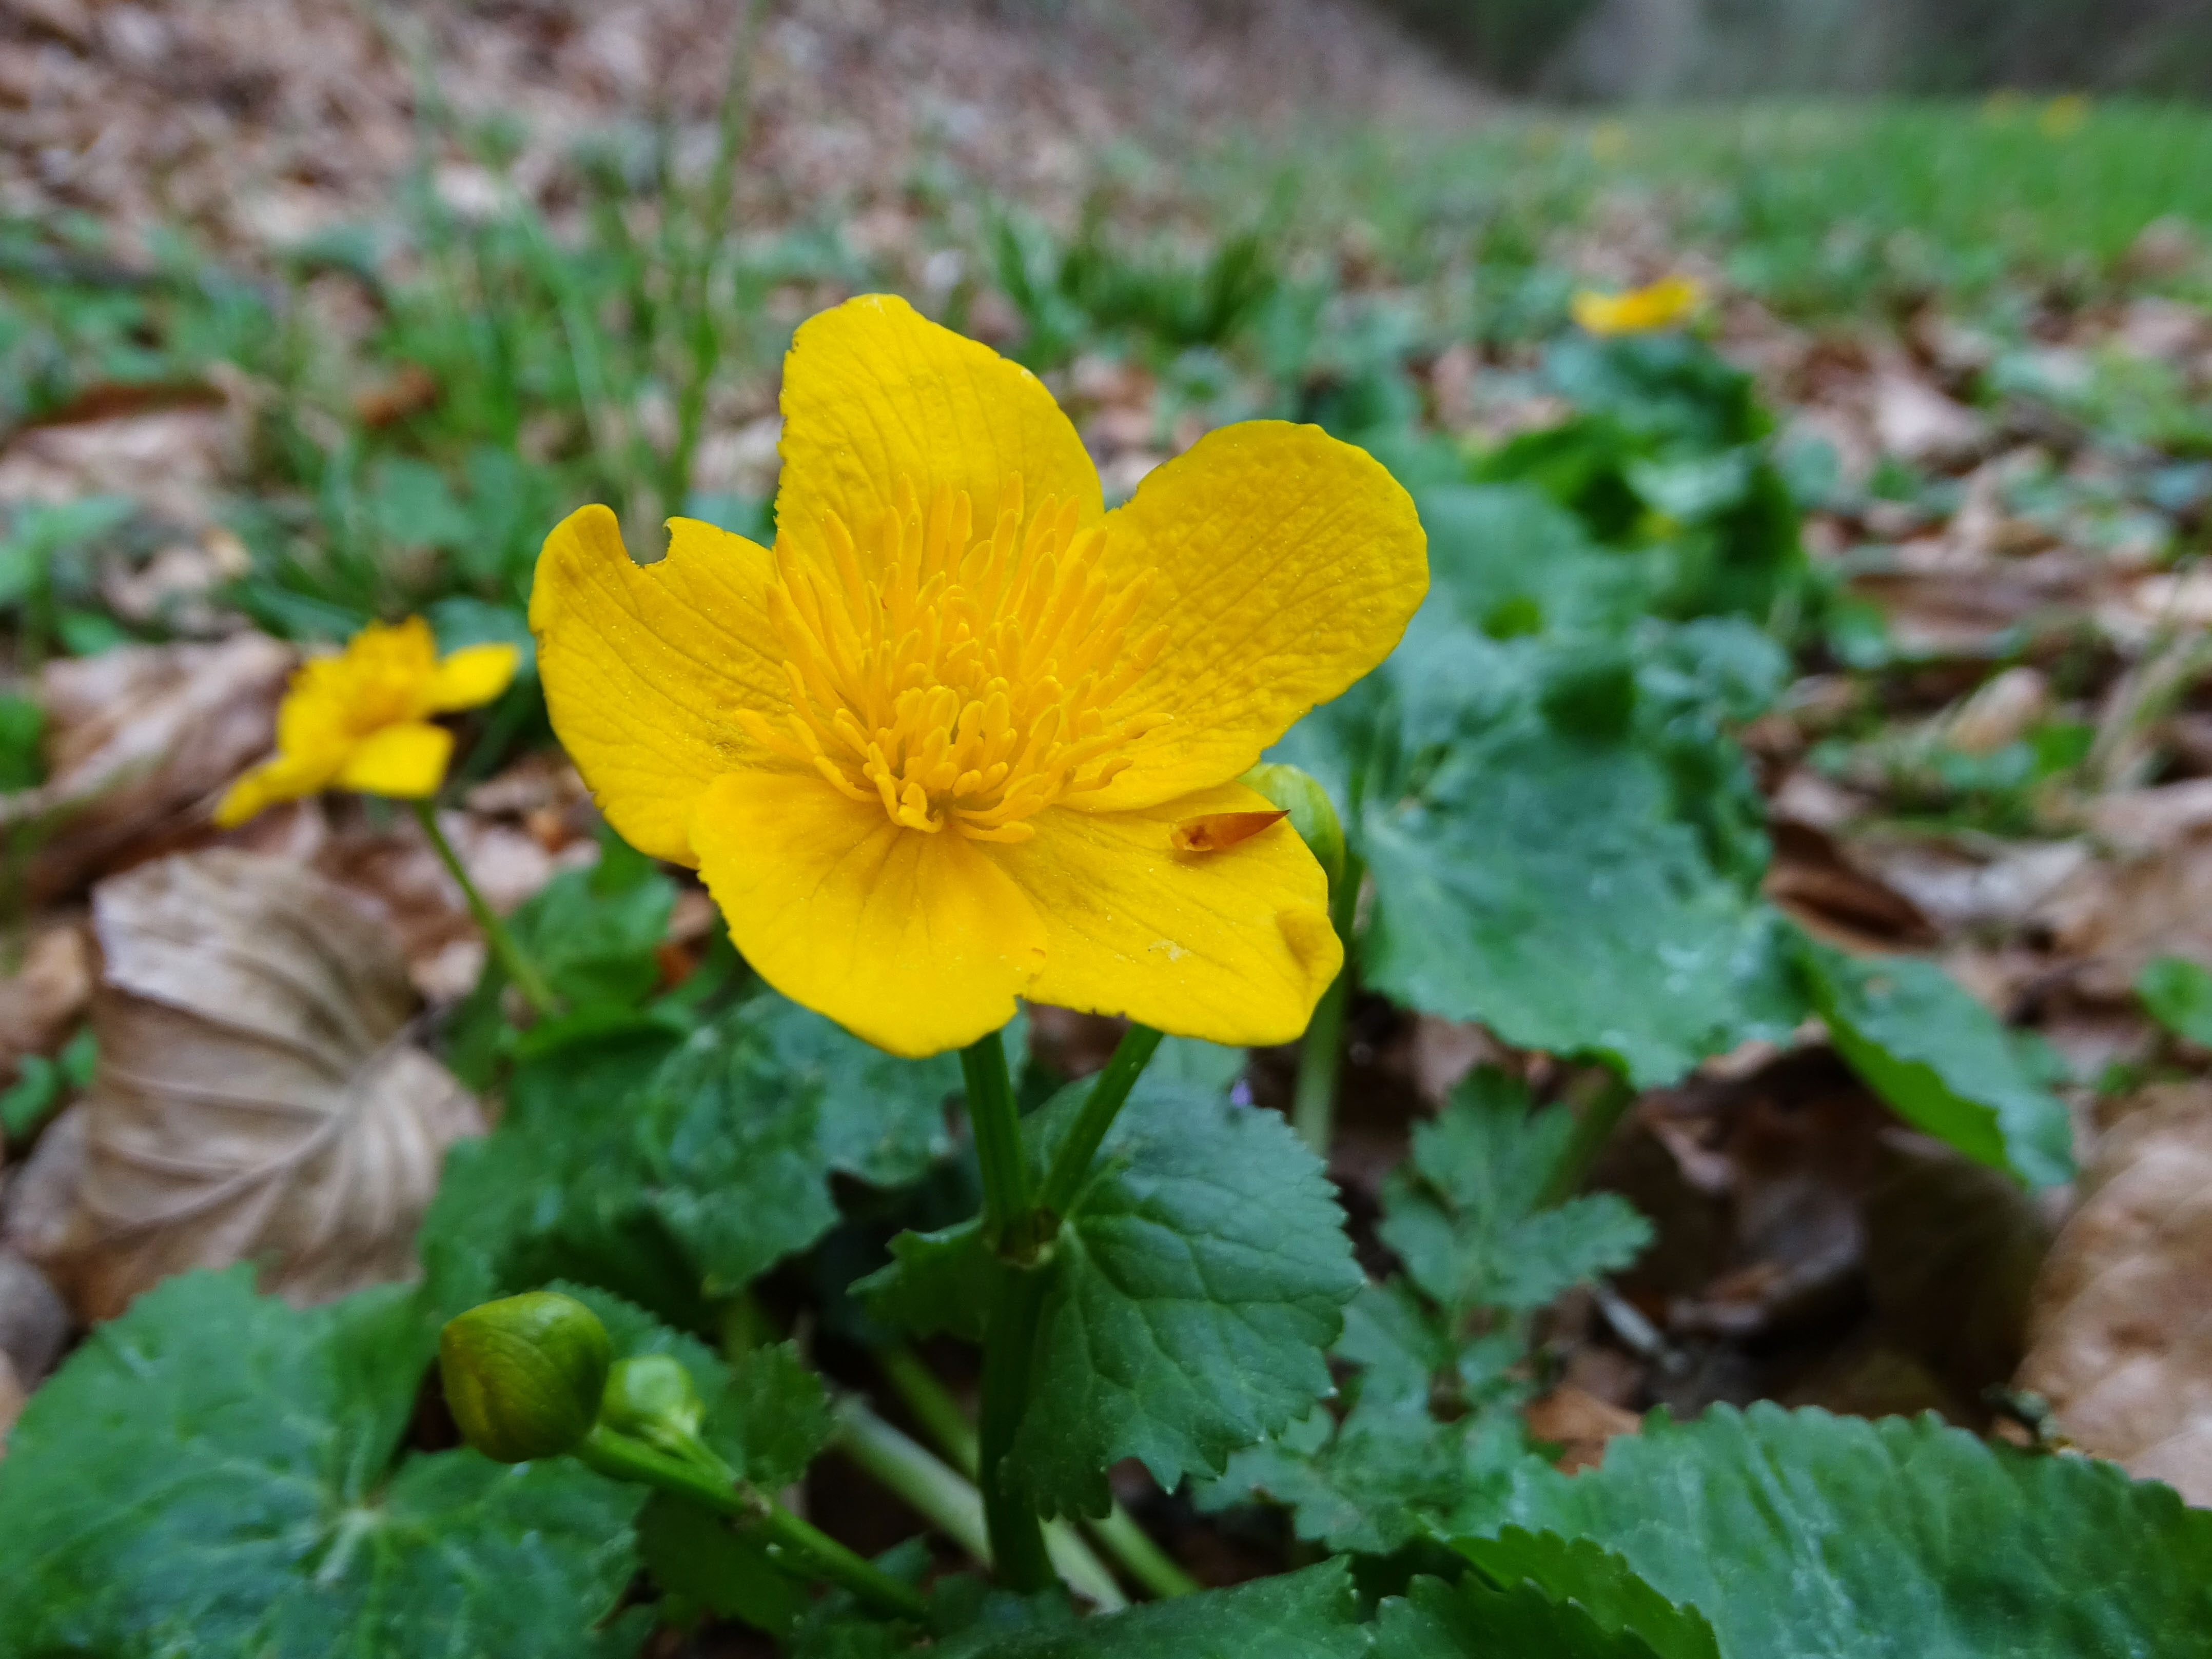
532 295 1426 1056
213 617 518 827
1571 275 1703 336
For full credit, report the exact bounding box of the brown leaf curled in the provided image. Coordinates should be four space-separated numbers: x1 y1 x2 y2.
2 848 482 1320
2018 1083 2212 1503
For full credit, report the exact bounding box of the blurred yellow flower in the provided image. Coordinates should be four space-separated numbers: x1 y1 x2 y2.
532 294 1427 1057
214 618 518 827
1587 121 1628 163
2040 94 2091 138
1571 275 1705 336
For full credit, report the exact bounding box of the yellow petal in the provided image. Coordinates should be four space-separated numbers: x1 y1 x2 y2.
691 771 1048 1057
1003 781 1342 1046
426 642 520 711
531 504 787 866
773 294 1101 575
334 721 453 798
1083 421 1427 811
212 750 336 828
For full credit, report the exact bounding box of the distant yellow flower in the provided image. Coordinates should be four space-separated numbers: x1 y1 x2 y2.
532 294 1426 1057
214 617 518 827
1571 275 1705 336
1587 121 1628 163
2040 94 2090 138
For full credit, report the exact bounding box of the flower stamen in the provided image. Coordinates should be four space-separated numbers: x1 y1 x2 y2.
749 477 1168 841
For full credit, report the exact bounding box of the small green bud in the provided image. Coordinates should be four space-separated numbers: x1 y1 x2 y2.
1239 763 1346 893
598 1353 713 1466
440 1292 612 1463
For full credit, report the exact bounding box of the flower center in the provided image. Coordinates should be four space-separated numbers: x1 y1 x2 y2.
739 477 1167 843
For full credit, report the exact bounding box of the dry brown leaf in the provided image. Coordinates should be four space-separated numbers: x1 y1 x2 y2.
0 919 92 1088
5 635 292 903
1524 1384 1640 1472
0 1352 23 1455
0 1250 68 1388
2 848 481 1320
2019 1082 2212 1504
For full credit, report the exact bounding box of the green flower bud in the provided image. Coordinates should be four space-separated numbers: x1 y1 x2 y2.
1239 763 1346 893
598 1353 714 1466
439 1292 612 1464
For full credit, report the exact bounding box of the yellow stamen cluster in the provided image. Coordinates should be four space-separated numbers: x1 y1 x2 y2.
740 477 1169 843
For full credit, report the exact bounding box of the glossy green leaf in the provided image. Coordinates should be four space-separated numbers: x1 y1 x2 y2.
864 1077 1361 1519
2137 954 2212 1046
0 1268 646 1659
1798 940 2074 1187
1378 1068 1652 1316
1361 722 1800 1087
1374 1575 1671 1659
949 1560 1365 1658
421 991 960 1325
1489 1403 2212 1658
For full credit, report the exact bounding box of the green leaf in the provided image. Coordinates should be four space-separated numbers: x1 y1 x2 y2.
707 1340 834 1493
1488 1402 2212 1658
1797 939 2074 1187
1361 722 1800 1087
511 844 678 1011
864 1078 1361 1520
0 1267 646 1658
1010 1079 1362 1517
1198 1282 1528 1554
1377 1068 1651 1317
0 689 45 790
1454 1529 1721 1659
422 992 959 1325
637 1495 810 1636
1375 1575 1671 1659
2137 954 2212 1046
949 1560 1365 1658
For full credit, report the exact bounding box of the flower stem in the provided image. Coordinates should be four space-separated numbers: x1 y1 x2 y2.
411 799 559 1018
1537 1069 1637 1208
832 1396 1128 1610
1084 1503 1201 1601
575 1425 924 1620
1291 850 1364 1156
960 1028 1055 1592
1037 1023 1164 1217
961 1029 1034 1249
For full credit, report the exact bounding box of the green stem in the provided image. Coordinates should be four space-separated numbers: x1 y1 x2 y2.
832 1399 1127 1610
1537 1070 1637 1209
876 1344 1186 1601
1083 1504 1201 1601
1036 1024 1164 1216
976 1260 1054 1592
961 1028 1055 1592
575 1425 924 1620
961 1030 1034 1250
1292 851 1364 1156
412 800 559 1017
878 1345 979 1475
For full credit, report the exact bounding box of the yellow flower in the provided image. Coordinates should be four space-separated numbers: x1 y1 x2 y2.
1571 275 1704 336
214 617 518 827
532 294 1426 1057
2040 94 2090 138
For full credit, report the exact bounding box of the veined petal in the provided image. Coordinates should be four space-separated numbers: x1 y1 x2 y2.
425 642 520 711
774 294 1101 578
1001 780 1342 1047
691 771 1047 1058
335 722 452 798
531 505 787 866
1083 421 1427 811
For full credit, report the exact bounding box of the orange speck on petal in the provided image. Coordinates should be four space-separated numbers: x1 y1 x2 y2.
1169 809 1288 854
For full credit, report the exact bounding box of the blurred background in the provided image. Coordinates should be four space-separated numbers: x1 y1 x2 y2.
5 0 2212 1523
